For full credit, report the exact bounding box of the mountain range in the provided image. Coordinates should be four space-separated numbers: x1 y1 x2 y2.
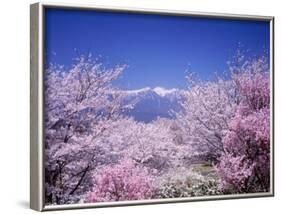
122 87 184 123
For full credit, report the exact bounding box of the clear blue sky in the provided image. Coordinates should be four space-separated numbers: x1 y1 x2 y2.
45 8 270 89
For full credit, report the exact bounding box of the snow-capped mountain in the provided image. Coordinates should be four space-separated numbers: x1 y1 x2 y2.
122 87 184 123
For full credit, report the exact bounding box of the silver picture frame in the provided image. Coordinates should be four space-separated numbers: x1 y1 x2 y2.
30 2 275 211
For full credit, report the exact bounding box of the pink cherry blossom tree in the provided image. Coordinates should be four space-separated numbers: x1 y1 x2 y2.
176 76 238 163
86 159 156 202
44 54 129 204
98 117 190 175
217 57 270 193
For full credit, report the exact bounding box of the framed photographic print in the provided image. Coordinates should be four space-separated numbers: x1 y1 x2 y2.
30 2 274 211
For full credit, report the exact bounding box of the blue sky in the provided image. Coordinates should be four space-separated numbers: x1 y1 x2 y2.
45 8 270 89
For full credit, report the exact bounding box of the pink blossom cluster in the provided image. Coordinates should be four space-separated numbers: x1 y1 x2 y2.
217 64 270 193
86 159 156 202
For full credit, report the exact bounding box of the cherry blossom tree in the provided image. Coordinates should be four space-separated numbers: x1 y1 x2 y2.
86 159 156 202
217 57 270 193
176 52 270 167
98 117 190 175
176 77 238 163
44 55 128 204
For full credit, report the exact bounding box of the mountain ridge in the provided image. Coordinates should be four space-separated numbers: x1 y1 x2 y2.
122 87 184 123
